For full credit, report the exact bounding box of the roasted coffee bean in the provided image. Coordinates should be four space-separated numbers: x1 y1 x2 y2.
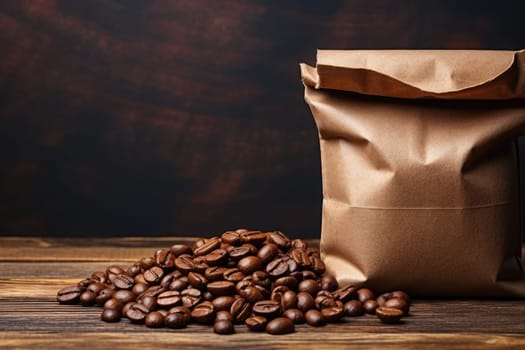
122 302 136 317
290 248 312 269
106 265 126 283
212 296 236 312
267 231 291 250
134 274 148 285
181 288 202 308
302 270 317 280
290 238 308 250
160 271 182 287
376 307 404 324
221 230 242 245
240 230 267 246
79 291 96 306
296 292 315 312
155 249 175 269
320 274 338 292
274 276 298 290
239 285 265 303
335 285 358 303
227 246 252 260
170 244 192 257
168 306 192 323
205 249 228 266
101 308 121 322
95 288 114 306
91 271 107 284
145 311 165 328
126 303 149 323
245 315 268 332
266 317 294 335
311 256 326 275
157 290 181 308
87 282 105 295
132 283 148 296
193 237 221 256
127 263 142 277
57 285 82 304
214 320 234 334
207 281 236 296
252 271 271 288
282 308 305 324
164 312 187 329
257 243 279 264
315 294 336 309
192 256 209 273
357 288 375 303
298 279 320 295
363 299 379 314
143 285 165 298
305 309 327 327
191 301 215 324
252 300 281 319
144 266 164 284
270 285 289 303
215 310 234 322
113 290 135 304
230 298 251 324
169 276 189 291
281 290 298 310
140 295 157 311
223 268 245 282
383 297 410 315
238 256 262 275
266 257 290 278
344 300 365 316
391 291 411 305
321 305 345 323
174 254 194 274
188 272 208 290
204 267 226 282
139 257 156 270
56 229 413 336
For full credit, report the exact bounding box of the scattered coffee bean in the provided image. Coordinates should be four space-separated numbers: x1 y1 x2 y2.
214 320 235 334
245 315 268 331
357 288 375 303
344 300 365 316
56 229 412 335
101 308 121 322
305 309 327 327
376 307 404 324
282 308 305 324
164 312 187 329
79 291 96 306
145 311 164 328
363 299 379 315
266 317 295 335
57 285 82 304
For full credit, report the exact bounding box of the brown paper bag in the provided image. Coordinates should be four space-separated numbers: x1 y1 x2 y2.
301 50 525 297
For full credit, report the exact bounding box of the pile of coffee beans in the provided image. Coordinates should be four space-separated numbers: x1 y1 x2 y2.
57 229 411 334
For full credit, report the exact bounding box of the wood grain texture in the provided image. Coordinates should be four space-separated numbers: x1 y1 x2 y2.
1 237 525 349
0 1 524 238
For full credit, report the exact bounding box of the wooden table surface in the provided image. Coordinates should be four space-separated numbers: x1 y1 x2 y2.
1 237 524 349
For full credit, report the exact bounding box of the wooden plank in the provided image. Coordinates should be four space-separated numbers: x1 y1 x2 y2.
1 331 525 350
1 237 524 349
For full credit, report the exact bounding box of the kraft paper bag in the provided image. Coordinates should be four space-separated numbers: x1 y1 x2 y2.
301 50 525 297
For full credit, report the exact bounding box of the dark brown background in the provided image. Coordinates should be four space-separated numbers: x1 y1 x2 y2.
1 0 524 238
